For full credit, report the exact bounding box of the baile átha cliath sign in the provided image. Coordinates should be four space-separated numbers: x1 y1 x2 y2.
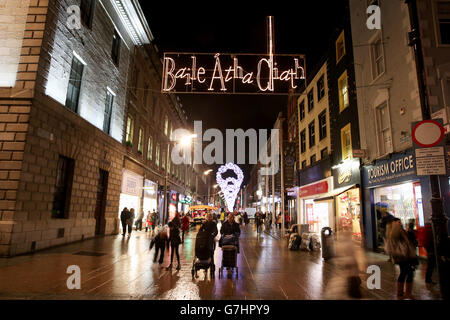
161 53 306 95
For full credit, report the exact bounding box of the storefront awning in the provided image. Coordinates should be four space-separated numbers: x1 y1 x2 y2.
313 184 357 202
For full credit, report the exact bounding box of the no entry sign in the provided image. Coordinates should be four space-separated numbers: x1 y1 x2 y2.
412 120 445 148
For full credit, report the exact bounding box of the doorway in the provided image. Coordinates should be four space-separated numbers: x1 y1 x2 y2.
95 169 109 235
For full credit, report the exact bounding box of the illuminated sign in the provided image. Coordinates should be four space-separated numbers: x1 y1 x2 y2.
162 53 305 95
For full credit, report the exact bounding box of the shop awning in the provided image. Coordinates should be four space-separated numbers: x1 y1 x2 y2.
188 205 217 211
313 184 357 202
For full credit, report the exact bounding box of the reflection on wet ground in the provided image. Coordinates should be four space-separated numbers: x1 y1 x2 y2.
0 223 442 300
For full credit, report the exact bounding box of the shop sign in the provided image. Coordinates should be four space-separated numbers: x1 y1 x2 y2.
171 192 178 202
287 187 299 197
362 149 416 188
299 181 329 198
332 159 361 188
412 119 447 176
121 170 143 196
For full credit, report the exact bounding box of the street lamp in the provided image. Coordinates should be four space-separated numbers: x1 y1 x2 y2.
204 169 213 205
163 133 197 225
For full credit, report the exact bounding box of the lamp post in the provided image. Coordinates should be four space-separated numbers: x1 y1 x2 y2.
204 169 213 205
163 133 197 225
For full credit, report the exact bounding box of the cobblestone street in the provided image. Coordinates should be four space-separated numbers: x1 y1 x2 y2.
0 223 442 300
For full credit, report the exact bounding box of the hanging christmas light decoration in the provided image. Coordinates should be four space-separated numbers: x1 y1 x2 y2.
216 163 244 212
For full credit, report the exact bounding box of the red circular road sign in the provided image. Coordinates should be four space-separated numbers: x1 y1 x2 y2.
412 120 445 148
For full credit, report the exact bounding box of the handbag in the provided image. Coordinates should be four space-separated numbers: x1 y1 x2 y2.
386 232 417 263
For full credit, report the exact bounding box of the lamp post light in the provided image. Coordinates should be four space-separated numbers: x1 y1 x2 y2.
163 133 197 225
204 169 213 205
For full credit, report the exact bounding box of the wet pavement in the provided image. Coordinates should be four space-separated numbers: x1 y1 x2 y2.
0 223 442 300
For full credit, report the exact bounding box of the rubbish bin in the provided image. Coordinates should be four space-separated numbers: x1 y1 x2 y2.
321 227 335 260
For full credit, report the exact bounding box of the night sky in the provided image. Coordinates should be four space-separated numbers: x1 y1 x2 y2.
139 0 348 183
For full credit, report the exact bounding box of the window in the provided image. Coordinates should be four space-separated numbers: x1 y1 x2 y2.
300 130 306 154
321 148 328 160
162 150 166 169
375 102 392 156
65 55 85 113
308 90 314 112
164 115 169 135
437 1 450 44
155 143 160 167
52 155 75 219
80 0 95 28
301 160 307 169
167 149 171 173
299 100 306 121
169 124 173 140
125 116 134 144
309 121 315 148
318 110 327 140
111 29 121 65
336 31 346 63
338 71 349 112
341 123 353 160
147 136 153 160
103 89 114 135
310 155 316 165
138 128 143 154
371 35 385 79
317 75 325 101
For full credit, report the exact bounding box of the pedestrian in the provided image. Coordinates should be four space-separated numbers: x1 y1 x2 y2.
181 213 190 243
220 211 225 222
386 218 419 299
127 208 135 236
172 211 181 229
276 214 282 229
136 210 144 231
120 207 130 236
167 220 181 270
220 213 241 253
145 211 151 232
255 212 263 235
422 223 436 284
150 229 168 265
285 212 290 229
201 213 218 271
377 203 396 262
151 210 159 233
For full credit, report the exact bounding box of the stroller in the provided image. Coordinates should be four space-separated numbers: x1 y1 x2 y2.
191 226 215 279
218 234 239 279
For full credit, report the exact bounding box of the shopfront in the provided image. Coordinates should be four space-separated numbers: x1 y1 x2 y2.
287 187 298 226
168 191 178 221
362 148 432 252
143 180 158 216
298 177 335 234
119 169 143 217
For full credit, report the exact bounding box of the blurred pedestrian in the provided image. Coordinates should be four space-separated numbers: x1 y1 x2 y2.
220 211 225 222
145 211 151 232
167 220 182 270
151 210 159 232
386 218 419 299
120 207 130 236
150 229 168 265
136 210 144 231
276 214 282 229
423 223 436 284
181 213 190 243
127 208 135 236
202 213 218 271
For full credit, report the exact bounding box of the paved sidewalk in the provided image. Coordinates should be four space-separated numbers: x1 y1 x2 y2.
0 223 442 300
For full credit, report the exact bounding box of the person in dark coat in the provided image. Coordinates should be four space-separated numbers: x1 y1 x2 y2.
120 207 130 236
167 220 181 270
181 214 190 243
220 213 241 252
136 211 144 231
150 229 168 265
201 213 218 270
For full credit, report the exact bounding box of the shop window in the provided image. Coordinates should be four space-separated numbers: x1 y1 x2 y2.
103 89 114 135
437 1 450 45
300 129 306 154
138 128 143 154
308 90 314 112
52 156 75 219
338 71 349 112
371 33 385 79
341 123 352 160
125 115 134 144
147 136 153 160
111 29 121 66
308 121 315 148
375 101 393 156
336 30 346 63
155 143 160 167
336 188 361 241
318 110 327 140
317 75 325 101
80 0 95 28
65 55 85 113
299 100 305 121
